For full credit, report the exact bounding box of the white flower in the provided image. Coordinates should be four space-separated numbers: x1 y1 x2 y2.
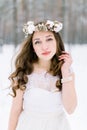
27 21 34 25
26 21 35 34
54 22 63 32
23 21 35 35
27 24 35 34
46 20 54 28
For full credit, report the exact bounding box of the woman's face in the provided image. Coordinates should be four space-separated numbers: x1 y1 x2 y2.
32 31 57 61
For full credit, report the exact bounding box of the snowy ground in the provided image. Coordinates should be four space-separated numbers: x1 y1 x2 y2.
0 44 87 130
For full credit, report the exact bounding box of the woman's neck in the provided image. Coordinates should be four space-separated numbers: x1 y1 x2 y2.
33 60 51 72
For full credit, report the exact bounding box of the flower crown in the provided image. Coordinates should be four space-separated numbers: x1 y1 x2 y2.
23 20 63 37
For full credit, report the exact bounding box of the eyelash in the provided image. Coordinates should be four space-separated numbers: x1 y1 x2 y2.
34 41 41 44
34 38 53 44
46 38 53 41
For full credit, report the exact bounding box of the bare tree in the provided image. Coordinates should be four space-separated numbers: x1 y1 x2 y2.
0 0 87 46
12 0 18 46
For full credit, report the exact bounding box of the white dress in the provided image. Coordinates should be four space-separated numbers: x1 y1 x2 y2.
16 71 71 130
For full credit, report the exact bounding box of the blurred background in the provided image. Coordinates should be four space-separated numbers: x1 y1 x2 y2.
0 0 87 46
0 0 87 130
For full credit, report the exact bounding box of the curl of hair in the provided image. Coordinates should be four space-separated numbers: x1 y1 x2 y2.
50 32 65 90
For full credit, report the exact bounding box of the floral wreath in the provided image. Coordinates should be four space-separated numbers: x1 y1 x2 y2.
23 20 63 37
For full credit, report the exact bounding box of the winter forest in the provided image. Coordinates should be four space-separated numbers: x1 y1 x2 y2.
0 0 87 47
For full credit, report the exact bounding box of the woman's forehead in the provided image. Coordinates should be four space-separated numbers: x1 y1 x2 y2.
32 31 54 40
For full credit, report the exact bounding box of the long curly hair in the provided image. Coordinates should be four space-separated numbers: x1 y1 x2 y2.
9 23 65 97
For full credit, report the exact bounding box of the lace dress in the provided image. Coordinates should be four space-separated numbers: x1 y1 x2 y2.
16 71 71 130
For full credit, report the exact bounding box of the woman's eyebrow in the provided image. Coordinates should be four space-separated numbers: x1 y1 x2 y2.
46 35 53 38
33 38 40 41
33 35 53 41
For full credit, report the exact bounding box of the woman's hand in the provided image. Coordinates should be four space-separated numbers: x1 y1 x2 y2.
58 51 73 76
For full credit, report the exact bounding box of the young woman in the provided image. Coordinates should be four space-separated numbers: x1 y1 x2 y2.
8 20 77 130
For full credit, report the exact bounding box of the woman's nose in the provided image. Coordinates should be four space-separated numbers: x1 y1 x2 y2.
42 42 48 50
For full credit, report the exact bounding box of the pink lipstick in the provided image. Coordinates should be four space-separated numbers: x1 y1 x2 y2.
42 51 51 55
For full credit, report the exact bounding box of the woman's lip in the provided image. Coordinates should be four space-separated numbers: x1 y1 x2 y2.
42 51 51 55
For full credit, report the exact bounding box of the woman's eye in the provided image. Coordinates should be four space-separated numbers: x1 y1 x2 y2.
34 41 41 44
46 38 53 41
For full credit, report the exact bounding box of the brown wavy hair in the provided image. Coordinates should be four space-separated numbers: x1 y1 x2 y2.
9 23 65 97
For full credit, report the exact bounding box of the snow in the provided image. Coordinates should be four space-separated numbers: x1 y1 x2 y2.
0 44 87 130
